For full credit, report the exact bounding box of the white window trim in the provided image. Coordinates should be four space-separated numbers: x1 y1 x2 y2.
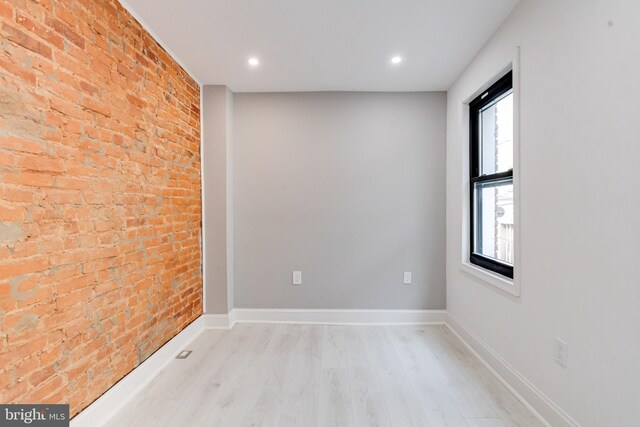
459 47 521 297
460 261 517 295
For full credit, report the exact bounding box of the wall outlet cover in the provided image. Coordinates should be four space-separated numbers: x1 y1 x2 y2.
293 271 302 285
403 271 412 284
554 338 567 367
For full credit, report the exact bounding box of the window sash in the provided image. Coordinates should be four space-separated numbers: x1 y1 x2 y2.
470 169 513 184
470 176 514 278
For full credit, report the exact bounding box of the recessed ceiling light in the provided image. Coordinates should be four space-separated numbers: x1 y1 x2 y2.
391 56 403 64
248 57 260 66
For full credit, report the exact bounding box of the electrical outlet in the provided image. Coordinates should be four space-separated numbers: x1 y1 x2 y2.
403 271 412 284
554 338 567 367
293 271 302 285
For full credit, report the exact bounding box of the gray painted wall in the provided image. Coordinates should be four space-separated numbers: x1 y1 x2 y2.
202 86 233 314
233 91 446 309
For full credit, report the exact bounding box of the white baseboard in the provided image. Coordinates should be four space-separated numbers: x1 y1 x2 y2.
445 314 580 427
231 308 445 325
203 313 234 329
71 316 205 427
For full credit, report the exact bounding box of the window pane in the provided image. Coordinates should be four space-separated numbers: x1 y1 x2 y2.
479 92 513 175
473 180 514 265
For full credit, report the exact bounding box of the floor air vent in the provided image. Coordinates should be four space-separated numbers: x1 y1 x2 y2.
176 350 192 359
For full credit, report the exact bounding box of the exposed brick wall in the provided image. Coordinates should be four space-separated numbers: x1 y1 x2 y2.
0 0 202 416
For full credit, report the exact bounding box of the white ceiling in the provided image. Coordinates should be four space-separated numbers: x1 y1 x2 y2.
122 0 519 92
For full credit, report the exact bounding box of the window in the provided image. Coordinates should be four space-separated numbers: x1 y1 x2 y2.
469 71 514 279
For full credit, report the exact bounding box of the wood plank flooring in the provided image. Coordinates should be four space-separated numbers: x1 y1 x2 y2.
105 324 543 427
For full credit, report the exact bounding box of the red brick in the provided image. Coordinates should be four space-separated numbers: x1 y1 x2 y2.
126 93 146 108
0 1 12 19
116 62 140 82
0 57 36 84
80 95 111 117
0 135 48 154
15 11 64 50
1 23 52 58
0 206 24 221
0 258 49 281
56 287 92 309
0 0 201 417
4 171 56 188
79 80 98 96
45 17 84 49
17 154 65 173
3 187 34 203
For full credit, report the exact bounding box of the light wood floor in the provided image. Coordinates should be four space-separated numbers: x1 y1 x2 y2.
106 324 543 427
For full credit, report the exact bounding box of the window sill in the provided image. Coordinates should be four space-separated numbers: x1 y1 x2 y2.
460 262 520 297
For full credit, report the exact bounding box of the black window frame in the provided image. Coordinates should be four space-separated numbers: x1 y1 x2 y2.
469 71 514 279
